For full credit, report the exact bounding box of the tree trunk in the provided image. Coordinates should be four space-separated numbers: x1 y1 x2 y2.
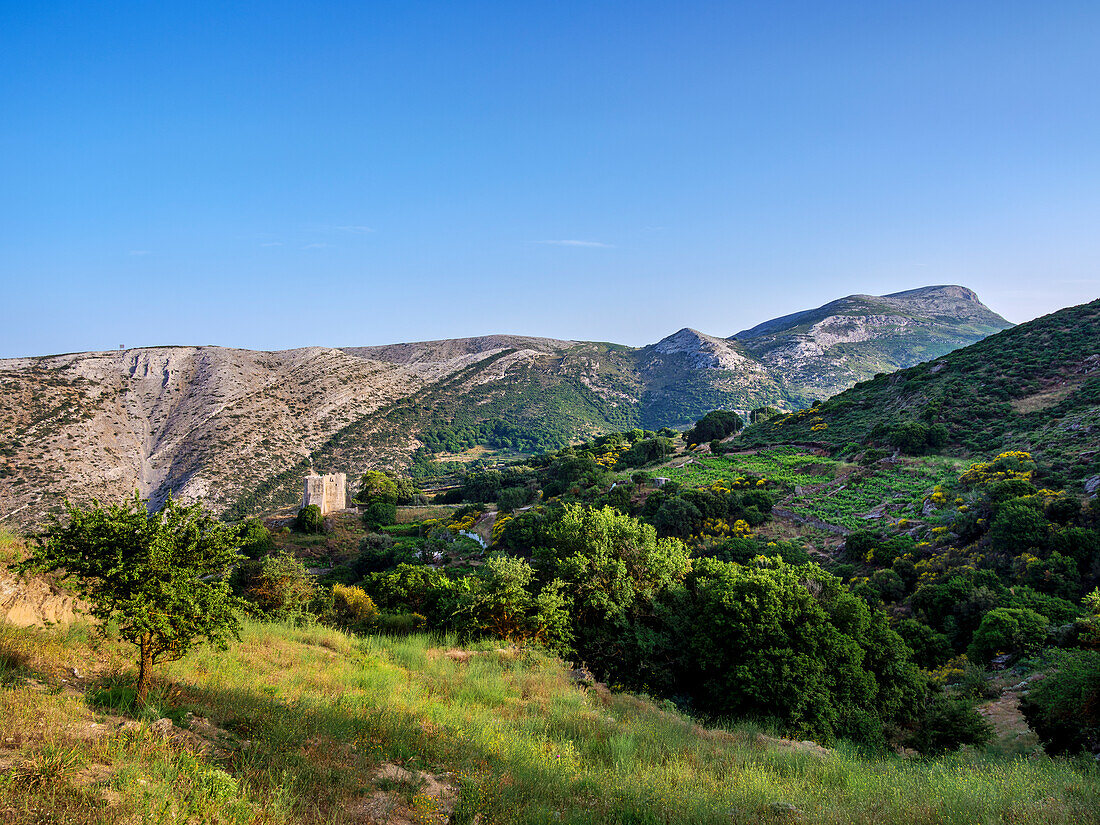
137 634 153 704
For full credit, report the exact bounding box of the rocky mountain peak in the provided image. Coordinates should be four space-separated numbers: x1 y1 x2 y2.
653 328 754 371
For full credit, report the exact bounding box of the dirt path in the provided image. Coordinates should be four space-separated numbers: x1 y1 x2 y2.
976 674 1041 754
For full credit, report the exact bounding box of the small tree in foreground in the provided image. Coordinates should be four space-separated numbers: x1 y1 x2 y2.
25 493 247 703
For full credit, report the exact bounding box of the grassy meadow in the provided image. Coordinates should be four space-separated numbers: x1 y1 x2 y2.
1 618 1098 824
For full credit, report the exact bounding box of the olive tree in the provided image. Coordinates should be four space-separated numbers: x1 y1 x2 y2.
26 493 247 703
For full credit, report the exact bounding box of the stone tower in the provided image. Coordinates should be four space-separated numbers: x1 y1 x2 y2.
301 472 346 515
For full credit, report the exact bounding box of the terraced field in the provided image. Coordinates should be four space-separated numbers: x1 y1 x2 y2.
787 457 963 532
662 447 965 533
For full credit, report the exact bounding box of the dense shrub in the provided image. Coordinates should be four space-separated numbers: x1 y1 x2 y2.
1020 649 1100 755
375 612 428 635
683 410 743 447
907 691 993 755
497 486 533 513
451 554 574 654
361 499 397 530
967 607 1049 664
236 518 275 559
331 583 378 630
1002 587 1084 626
989 500 1050 554
233 552 318 621
894 619 954 669
363 564 457 624
659 557 923 747
351 532 402 575
294 504 324 534
616 437 674 469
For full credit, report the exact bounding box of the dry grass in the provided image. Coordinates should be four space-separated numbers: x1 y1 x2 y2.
395 505 459 524
1011 384 1079 414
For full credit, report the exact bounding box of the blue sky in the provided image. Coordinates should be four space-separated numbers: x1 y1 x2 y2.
2 1 1099 357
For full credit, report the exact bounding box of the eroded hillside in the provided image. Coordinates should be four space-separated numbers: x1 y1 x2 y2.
0 286 1011 523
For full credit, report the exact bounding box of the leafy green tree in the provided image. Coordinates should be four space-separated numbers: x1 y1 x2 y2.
363 564 457 622
871 568 906 603
894 618 953 669
361 499 397 529
1016 551 1081 600
888 422 930 454
684 410 743 446
926 423 950 450
538 504 690 625
453 554 574 653
907 691 993 755
661 557 922 746
1082 587 1100 648
356 470 398 504
497 486 530 513
1051 527 1100 576
352 532 403 575
236 518 274 559
294 504 324 534
648 497 702 541
393 476 425 506
967 607 1048 664
988 500 1049 554
1001 586 1083 626
616 437 673 469
910 569 1004 648
26 494 247 703
1020 649 1100 754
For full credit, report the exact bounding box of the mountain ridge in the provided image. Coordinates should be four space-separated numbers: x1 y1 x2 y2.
0 285 1011 524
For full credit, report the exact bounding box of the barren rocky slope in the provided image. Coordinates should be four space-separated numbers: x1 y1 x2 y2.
0 285 1010 524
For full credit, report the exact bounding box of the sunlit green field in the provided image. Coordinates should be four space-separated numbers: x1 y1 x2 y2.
663 447 838 488
2 619 1098 825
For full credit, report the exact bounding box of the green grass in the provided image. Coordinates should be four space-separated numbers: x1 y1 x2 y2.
2 620 1098 824
663 447 838 489
0 526 25 566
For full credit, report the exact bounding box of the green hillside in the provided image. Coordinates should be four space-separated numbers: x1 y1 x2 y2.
2 619 1097 825
741 298 1100 489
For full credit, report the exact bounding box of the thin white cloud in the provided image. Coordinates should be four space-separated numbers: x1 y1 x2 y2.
302 242 330 249
537 239 614 248
332 225 374 234
128 250 150 256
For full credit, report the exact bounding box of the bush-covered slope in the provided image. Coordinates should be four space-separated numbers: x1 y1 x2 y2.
742 299 1100 489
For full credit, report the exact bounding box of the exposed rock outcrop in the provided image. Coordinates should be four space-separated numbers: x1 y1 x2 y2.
0 570 84 627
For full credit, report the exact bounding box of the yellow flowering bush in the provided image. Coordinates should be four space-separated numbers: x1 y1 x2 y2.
491 514 514 544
